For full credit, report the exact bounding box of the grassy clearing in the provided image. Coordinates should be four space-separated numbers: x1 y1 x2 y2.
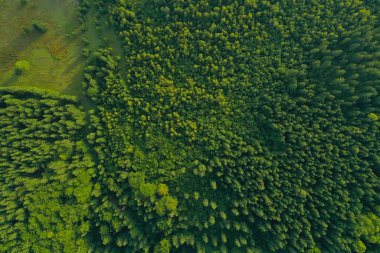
0 0 84 95
83 6 124 60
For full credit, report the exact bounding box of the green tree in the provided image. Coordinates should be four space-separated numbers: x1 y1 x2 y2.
14 60 30 75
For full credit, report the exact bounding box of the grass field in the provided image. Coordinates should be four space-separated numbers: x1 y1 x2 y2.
84 6 125 66
0 0 84 95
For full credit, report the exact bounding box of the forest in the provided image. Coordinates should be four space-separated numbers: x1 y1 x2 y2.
0 0 379 252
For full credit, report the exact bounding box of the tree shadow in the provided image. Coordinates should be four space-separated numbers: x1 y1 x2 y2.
62 64 96 111
62 68 84 96
1 73 20 86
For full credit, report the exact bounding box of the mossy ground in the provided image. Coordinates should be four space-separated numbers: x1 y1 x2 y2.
0 0 84 95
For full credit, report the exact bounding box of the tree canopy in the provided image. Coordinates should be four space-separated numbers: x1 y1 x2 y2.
1 0 379 252
79 0 380 252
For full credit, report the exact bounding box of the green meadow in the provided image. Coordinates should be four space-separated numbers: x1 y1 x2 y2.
0 0 84 95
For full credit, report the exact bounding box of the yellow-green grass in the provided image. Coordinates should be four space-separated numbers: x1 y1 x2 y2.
0 0 84 96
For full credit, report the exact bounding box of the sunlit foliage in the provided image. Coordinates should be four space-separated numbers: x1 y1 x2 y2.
81 0 380 252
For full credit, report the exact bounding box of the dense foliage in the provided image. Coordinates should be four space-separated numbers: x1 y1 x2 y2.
1 0 380 252
0 88 94 252
78 0 380 252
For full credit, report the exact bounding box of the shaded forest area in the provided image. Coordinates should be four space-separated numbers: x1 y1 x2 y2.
1 0 379 252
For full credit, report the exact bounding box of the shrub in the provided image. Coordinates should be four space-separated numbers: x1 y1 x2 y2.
32 21 48 33
20 0 29 6
15 60 30 75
